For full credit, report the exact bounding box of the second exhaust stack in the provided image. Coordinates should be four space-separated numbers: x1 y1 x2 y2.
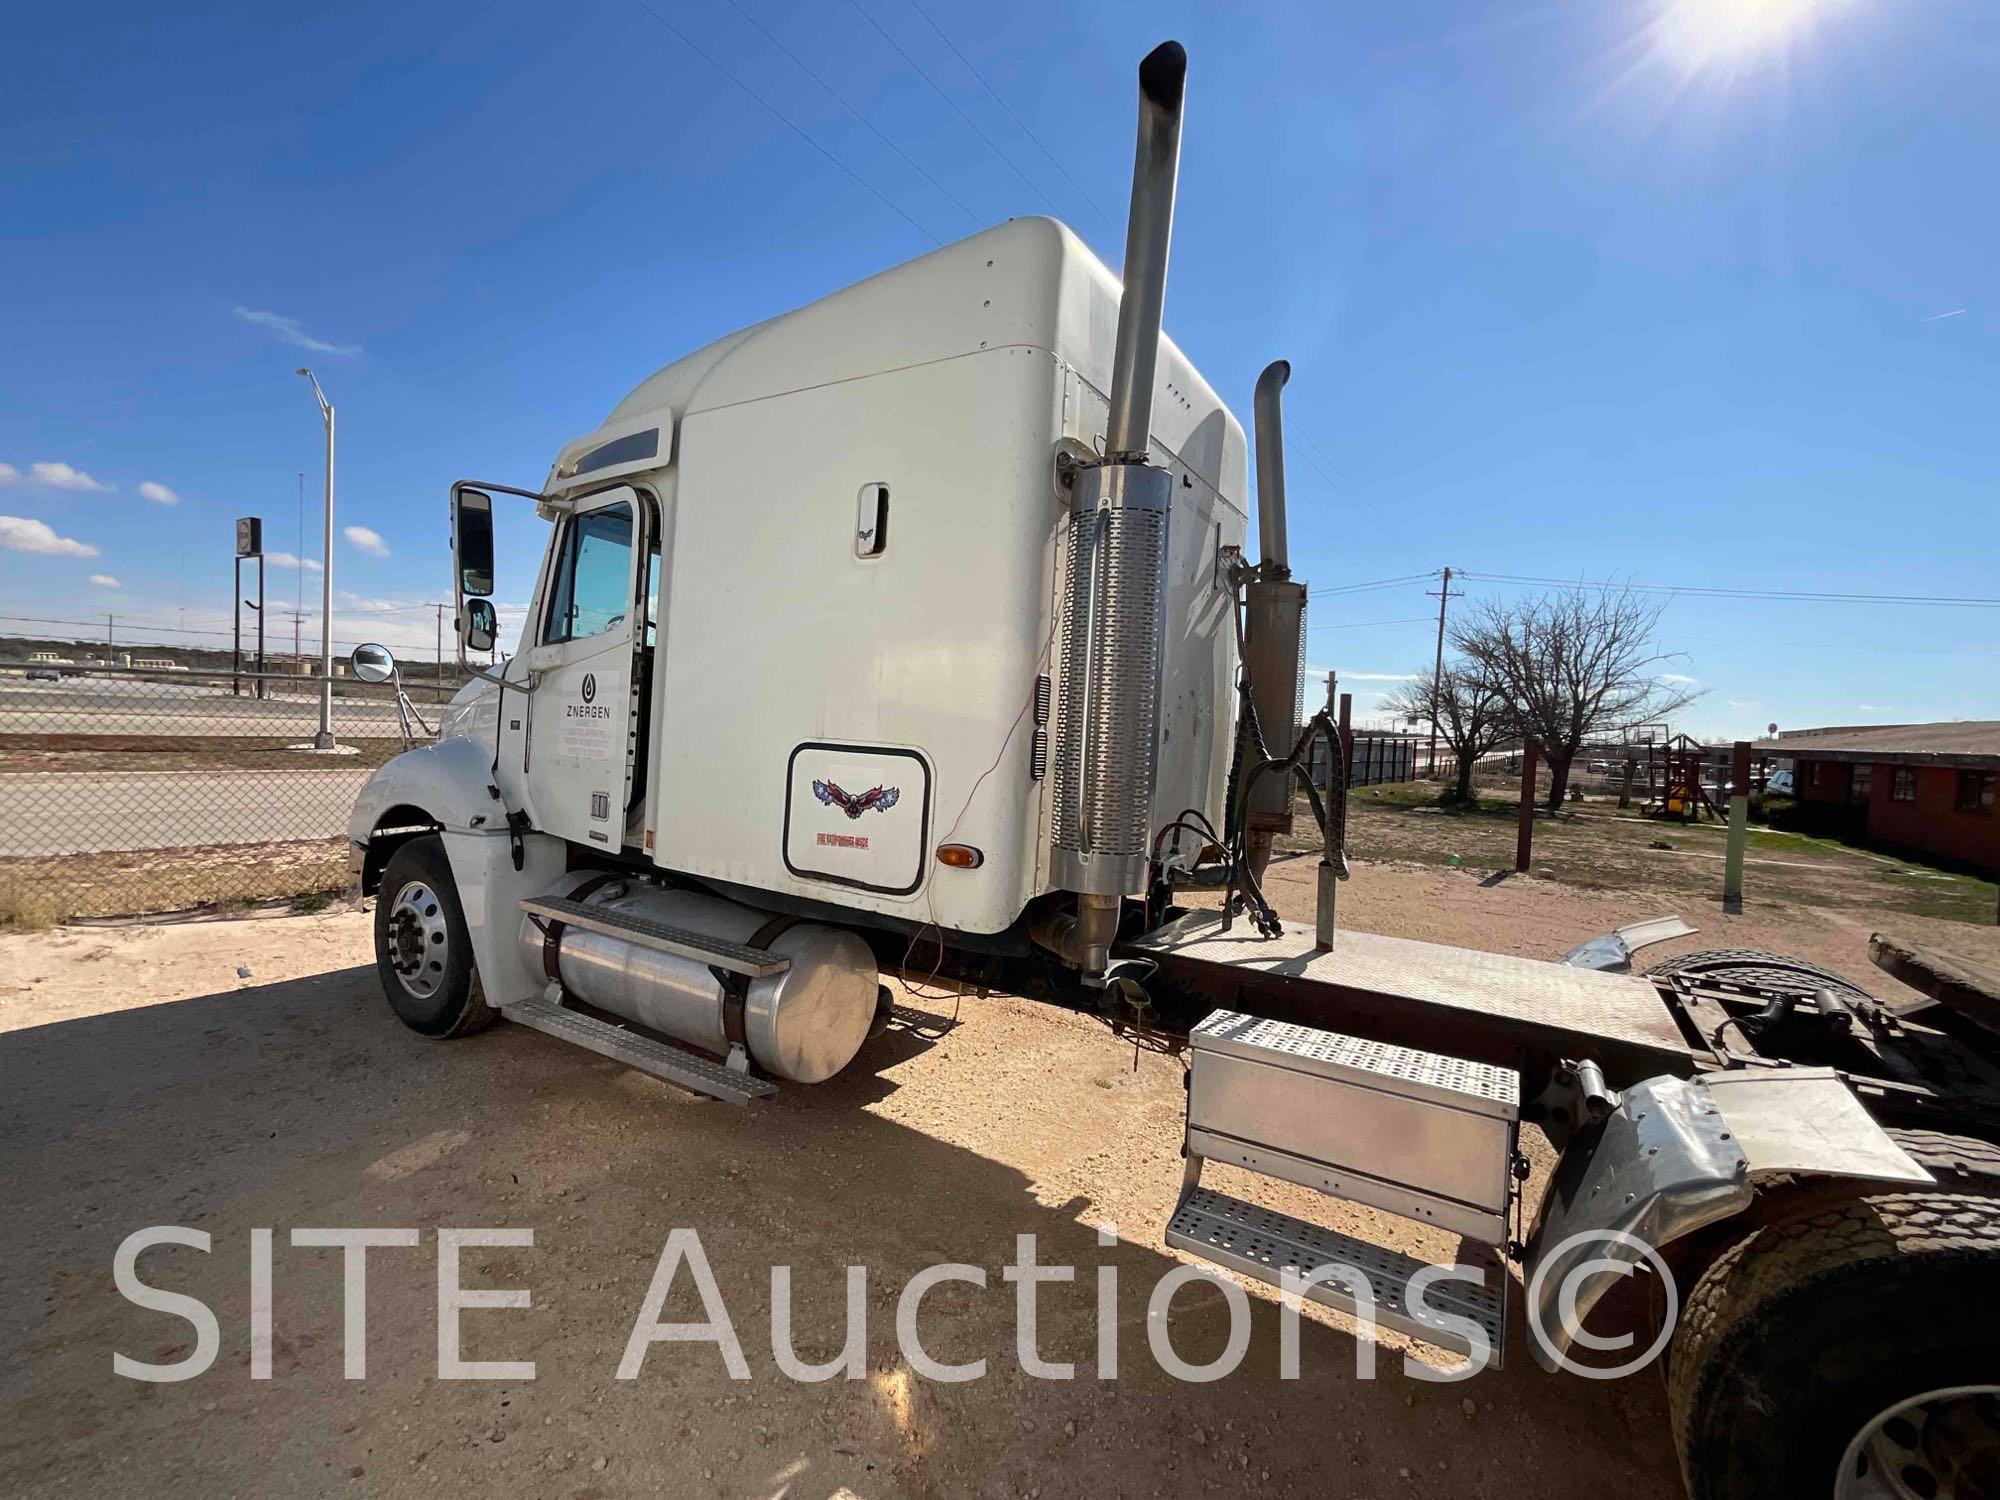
1048 41 1187 984
1241 360 1308 862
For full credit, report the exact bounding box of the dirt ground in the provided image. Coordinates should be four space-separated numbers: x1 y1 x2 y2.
7 859 1999 1500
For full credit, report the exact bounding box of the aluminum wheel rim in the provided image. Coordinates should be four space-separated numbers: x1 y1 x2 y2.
385 879 450 1000
1838 1385 2000 1500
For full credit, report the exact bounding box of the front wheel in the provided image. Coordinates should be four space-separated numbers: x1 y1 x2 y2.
1668 1189 2000 1498
372 835 493 1038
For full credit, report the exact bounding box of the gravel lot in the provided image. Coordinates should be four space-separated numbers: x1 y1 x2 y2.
7 858 1996 1499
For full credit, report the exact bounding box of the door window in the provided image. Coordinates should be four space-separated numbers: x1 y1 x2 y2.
544 502 634 643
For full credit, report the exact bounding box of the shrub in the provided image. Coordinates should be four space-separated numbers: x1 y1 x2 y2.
1751 794 1806 830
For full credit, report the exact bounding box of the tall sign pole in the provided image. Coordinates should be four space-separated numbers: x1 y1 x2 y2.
255 551 267 699
234 517 262 698
297 370 337 750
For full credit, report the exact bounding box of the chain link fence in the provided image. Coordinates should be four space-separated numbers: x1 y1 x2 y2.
0 650 446 927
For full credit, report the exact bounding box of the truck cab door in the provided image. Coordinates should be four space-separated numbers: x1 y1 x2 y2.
522 487 644 850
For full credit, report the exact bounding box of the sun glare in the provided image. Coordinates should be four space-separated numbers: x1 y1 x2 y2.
1652 0 1838 73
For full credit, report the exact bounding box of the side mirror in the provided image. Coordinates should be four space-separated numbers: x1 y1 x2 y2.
349 642 397 684
454 487 495 599
460 598 498 654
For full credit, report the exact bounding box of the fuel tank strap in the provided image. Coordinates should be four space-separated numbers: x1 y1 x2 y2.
716 914 803 1052
541 872 628 988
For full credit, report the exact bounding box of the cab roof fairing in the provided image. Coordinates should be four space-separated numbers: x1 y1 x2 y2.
544 217 1247 516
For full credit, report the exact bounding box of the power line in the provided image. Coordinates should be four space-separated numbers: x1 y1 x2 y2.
719 0 981 227
902 0 1119 231
1309 571 1442 597
845 0 1062 217
1454 571 2000 609
1306 616 1434 633
627 0 940 246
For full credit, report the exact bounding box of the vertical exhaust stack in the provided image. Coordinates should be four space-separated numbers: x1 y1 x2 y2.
1241 360 1309 879
1048 41 1187 986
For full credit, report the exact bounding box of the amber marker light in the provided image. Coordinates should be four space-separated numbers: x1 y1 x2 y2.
936 844 984 869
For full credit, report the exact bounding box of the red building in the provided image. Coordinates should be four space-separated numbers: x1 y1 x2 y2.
1755 722 2000 875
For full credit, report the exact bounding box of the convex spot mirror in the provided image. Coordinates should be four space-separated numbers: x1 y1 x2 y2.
461 599 497 654
454 487 495 598
349 643 397 684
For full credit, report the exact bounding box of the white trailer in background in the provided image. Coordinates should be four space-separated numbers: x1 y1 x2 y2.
347 42 2000 1500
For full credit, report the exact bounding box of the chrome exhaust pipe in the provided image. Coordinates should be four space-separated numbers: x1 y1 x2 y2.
1105 40 1187 458
1048 40 1188 984
1241 359 1308 855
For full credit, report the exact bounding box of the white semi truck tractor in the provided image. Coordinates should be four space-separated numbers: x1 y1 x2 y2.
348 42 2000 1499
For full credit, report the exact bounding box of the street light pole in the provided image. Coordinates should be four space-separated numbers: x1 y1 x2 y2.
297 369 337 749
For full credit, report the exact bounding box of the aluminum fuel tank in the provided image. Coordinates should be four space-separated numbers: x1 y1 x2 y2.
518 873 879 1084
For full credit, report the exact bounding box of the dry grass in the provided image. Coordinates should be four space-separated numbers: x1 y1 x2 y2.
0 733 406 773
0 837 351 930
1281 779 1998 926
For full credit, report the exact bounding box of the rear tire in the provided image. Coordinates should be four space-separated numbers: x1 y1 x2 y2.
1668 1189 2000 1498
373 835 493 1038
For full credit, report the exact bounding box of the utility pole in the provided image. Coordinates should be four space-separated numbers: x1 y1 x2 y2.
436 602 445 695
1425 566 1459 779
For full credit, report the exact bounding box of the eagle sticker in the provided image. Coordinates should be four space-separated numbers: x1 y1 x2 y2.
812 780 900 819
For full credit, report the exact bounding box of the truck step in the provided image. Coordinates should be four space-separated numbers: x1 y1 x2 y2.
520 896 792 978
1186 1010 1520 1246
501 997 777 1106
1166 1185 1507 1364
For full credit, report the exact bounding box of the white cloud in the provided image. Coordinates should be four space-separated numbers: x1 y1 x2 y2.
1303 667 1415 682
137 480 180 505
90 574 122 588
0 515 100 557
29 461 110 492
343 524 390 557
1726 699 1758 709
1661 673 1699 684
337 589 420 613
265 550 323 573
234 306 361 357
0 463 19 486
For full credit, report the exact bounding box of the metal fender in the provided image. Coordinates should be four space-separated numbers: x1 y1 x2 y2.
346 735 506 845
1524 1071 1933 1371
348 735 568 1009
1556 914 1697 972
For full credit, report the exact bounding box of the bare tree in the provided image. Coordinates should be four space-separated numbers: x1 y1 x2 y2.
1453 587 1701 810
1383 666 1512 805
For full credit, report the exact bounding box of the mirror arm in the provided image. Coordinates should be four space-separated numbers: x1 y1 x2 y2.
457 479 550 505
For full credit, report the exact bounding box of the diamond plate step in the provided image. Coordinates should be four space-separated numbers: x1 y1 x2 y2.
520 896 792 978
1165 1185 1507 1365
502 998 776 1105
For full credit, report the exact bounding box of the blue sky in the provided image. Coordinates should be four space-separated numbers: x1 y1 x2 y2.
1 0 1992 735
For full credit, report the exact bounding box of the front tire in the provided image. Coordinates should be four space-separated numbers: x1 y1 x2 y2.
1668 1189 2000 1498
373 835 493 1038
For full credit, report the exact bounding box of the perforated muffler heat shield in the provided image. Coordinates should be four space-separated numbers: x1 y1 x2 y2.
1050 461 1171 896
